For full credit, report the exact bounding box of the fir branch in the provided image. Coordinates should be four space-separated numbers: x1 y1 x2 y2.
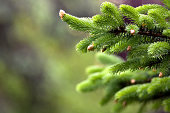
60 1 170 112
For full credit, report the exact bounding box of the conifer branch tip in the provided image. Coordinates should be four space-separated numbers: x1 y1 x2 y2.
59 9 65 19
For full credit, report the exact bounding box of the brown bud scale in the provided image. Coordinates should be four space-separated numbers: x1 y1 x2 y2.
127 46 131 51
131 79 136 84
87 45 94 51
159 72 163 78
130 29 135 35
59 10 65 19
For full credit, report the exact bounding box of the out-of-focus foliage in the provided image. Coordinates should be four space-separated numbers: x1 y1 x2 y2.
0 0 115 113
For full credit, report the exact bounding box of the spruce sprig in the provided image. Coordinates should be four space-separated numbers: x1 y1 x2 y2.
59 1 170 113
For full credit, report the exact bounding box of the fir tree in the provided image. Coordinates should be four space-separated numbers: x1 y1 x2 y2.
59 0 170 112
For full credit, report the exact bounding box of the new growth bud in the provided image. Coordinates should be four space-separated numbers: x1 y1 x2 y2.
159 72 163 78
127 46 131 51
59 10 65 19
130 29 135 35
87 44 94 51
131 79 135 84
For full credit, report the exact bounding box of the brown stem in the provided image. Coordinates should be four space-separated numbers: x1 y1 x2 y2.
109 27 170 40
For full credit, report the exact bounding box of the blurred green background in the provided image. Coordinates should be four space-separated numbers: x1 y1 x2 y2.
0 0 158 113
0 0 114 113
